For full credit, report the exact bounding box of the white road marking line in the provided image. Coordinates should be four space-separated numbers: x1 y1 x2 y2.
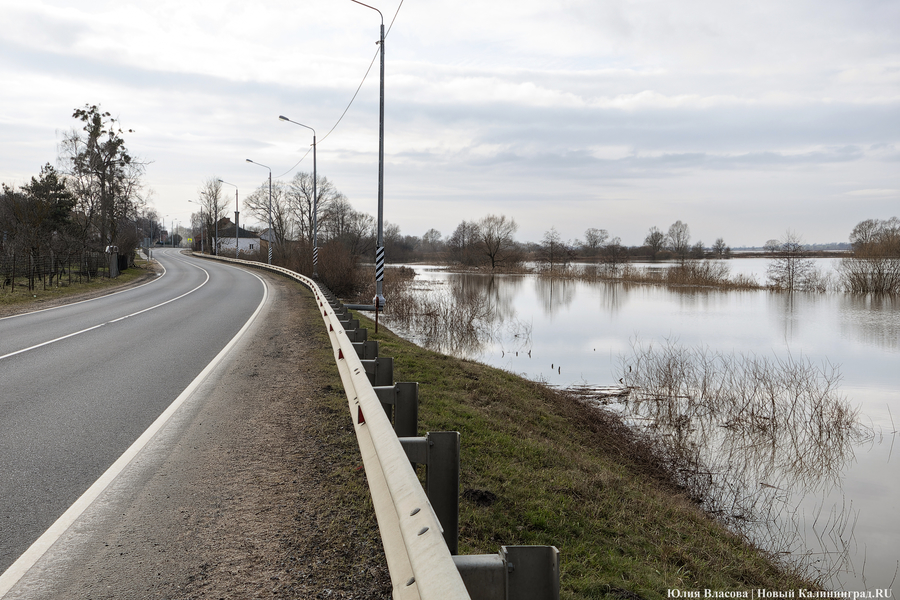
0 263 210 362
0 269 269 597
0 261 168 322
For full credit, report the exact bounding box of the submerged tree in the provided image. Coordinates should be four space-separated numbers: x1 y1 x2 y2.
601 236 627 273
766 231 817 291
711 237 729 259
666 220 691 264
478 214 519 269
540 227 572 270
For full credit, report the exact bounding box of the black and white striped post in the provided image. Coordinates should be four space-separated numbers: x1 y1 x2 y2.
278 116 318 278
351 0 386 310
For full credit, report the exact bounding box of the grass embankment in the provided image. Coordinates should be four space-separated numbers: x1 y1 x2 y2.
328 311 817 599
0 259 155 312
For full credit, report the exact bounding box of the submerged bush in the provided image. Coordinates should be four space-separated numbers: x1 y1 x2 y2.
618 339 865 583
838 217 900 294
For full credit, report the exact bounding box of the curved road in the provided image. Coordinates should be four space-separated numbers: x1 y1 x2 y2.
0 249 268 576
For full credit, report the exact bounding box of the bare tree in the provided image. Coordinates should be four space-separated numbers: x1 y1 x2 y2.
644 226 666 259
766 231 816 291
690 241 705 260
243 179 294 250
666 220 691 264
712 238 728 259
582 227 608 257
478 214 519 269
541 227 574 269
322 195 374 257
197 177 228 253
287 171 338 244
58 104 146 251
601 236 627 273
422 228 442 253
763 239 781 254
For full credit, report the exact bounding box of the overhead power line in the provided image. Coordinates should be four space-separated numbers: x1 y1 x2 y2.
277 0 404 179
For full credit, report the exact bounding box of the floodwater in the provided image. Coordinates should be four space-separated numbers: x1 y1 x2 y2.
383 259 899 591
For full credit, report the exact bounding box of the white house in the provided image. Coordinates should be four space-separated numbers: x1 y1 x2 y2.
215 218 260 256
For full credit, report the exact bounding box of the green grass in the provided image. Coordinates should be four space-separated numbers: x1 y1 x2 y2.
343 312 817 599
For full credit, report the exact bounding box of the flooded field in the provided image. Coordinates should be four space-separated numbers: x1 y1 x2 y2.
381 259 899 590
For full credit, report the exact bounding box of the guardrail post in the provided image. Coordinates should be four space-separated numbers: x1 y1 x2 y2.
453 546 560 600
346 328 368 343
428 431 460 555
393 382 419 437
399 431 460 554
503 546 560 600
353 340 379 360
373 382 418 437
361 356 393 387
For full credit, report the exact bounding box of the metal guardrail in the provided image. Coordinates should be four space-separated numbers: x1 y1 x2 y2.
193 253 559 600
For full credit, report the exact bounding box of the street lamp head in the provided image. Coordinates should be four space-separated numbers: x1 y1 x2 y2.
246 158 252 163
278 115 289 121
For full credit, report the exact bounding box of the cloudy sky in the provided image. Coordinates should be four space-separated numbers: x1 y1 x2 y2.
1 0 898 247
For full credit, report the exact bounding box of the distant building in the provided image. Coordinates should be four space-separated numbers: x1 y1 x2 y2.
216 218 260 256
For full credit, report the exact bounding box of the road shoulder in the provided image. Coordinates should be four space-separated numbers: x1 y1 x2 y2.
5 273 391 599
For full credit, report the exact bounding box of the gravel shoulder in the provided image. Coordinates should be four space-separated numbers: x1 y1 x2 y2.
5 272 391 599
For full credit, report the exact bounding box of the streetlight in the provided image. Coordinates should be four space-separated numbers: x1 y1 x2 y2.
246 159 273 265
278 116 318 277
349 0 386 309
218 179 240 258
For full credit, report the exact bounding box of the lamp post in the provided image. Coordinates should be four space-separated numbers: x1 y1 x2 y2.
278 116 318 277
246 159 273 265
218 179 240 258
349 0 385 308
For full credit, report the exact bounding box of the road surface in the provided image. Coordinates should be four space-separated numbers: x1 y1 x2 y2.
0 249 267 577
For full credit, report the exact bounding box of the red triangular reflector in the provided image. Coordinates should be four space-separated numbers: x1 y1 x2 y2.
329 324 334 331
338 348 344 359
357 406 365 424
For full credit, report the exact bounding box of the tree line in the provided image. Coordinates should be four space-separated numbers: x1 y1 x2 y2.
192 167 897 297
1 105 156 271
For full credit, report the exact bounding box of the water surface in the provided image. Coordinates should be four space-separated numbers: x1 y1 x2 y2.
385 262 899 590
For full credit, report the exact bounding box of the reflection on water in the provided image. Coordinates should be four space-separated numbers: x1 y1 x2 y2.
534 277 578 314
618 339 867 583
383 265 900 589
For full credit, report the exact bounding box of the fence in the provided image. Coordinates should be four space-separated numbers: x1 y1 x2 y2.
193 253 560 600
0 252 113 293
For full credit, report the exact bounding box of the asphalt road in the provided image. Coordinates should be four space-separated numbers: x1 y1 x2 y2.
0 249 268 577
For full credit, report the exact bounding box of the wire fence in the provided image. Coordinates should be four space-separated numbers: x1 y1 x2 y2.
1 251 116 293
